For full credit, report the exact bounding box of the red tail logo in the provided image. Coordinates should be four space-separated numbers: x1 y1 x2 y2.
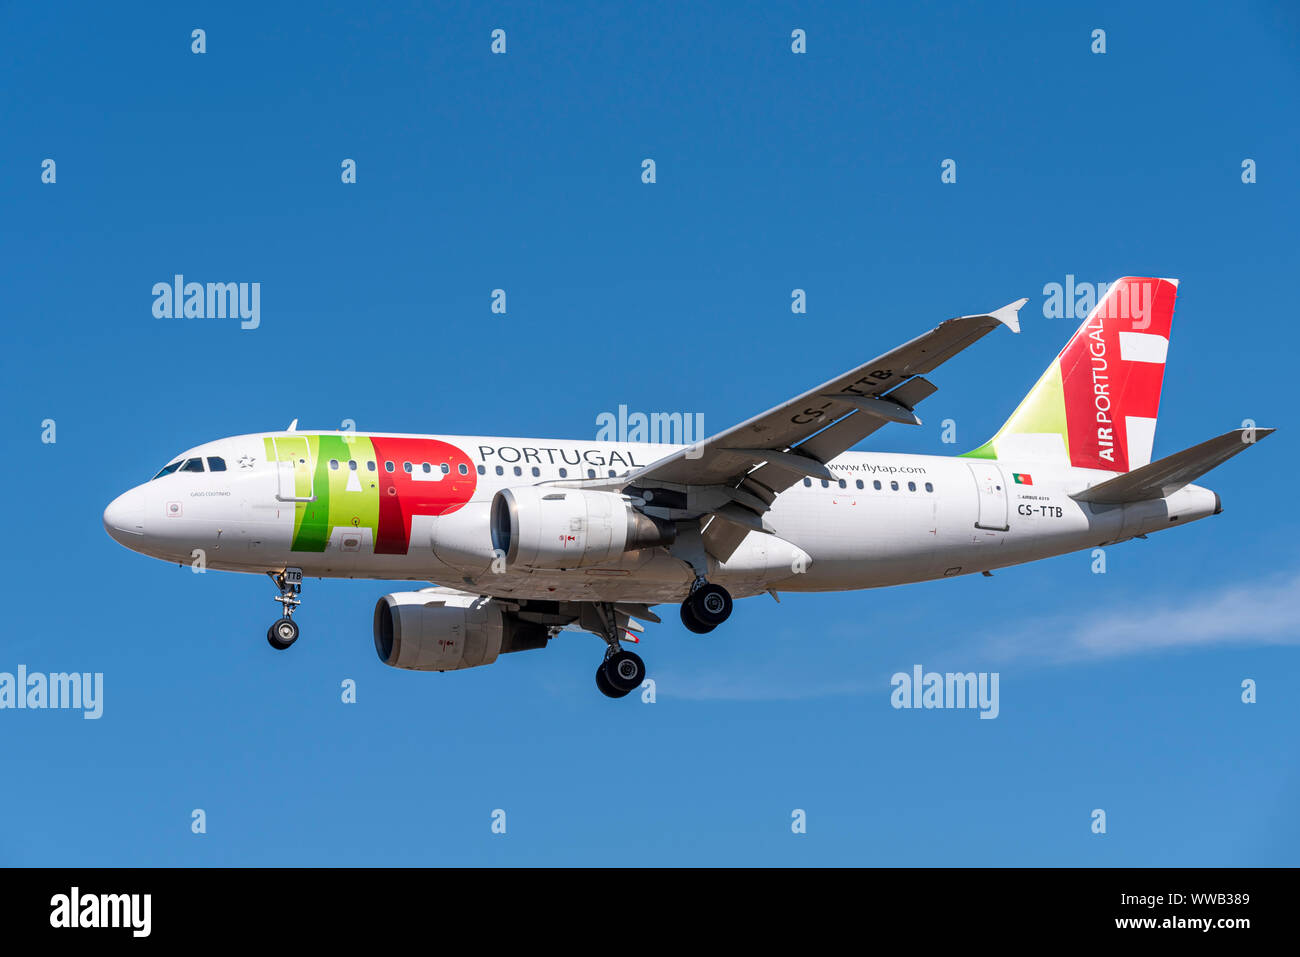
1059 277 1177 471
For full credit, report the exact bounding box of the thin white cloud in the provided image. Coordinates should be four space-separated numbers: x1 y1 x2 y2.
653 572 1300 701
984 571 1300 664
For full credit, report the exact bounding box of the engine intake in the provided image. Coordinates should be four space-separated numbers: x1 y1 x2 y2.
490 487 675 569
374 591 549 672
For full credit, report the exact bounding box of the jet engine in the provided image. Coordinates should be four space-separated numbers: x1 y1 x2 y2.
490 487 675 569
374 591 550 672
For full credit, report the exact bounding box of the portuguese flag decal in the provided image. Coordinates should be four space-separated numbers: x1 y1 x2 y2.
1012 473 1033 485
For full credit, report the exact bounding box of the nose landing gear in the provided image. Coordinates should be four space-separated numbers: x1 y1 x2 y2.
679 579 732 634
266 568 303 650
267 616 299 649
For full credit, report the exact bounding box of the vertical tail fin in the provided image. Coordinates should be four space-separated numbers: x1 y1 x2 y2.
965 277 1179 472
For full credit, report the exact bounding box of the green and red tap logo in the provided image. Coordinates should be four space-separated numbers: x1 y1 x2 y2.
264 435 477 554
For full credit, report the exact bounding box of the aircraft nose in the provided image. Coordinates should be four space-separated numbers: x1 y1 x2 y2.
103 489 146 543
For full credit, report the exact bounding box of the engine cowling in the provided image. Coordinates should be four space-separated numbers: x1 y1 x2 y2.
374 591 549 672
490 487 675 569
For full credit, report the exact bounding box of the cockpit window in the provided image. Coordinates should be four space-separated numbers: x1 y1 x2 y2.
207 457 227 472
179 458 205 473
152 461 182 480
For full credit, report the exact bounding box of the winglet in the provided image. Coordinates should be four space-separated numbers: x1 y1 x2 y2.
286 418 299 432
989 298 1028 335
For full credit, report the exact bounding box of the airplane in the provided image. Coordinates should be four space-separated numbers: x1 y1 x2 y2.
103 277 1273 698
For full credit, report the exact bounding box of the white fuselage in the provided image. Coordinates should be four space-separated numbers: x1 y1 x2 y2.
103 432 1220 603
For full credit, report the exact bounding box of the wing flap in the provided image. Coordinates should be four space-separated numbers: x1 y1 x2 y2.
701 516 750 563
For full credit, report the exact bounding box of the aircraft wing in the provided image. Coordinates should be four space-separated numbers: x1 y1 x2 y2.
616 297 1027 559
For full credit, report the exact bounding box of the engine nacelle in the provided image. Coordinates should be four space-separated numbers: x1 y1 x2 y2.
374 591 549 672
490 487 675 569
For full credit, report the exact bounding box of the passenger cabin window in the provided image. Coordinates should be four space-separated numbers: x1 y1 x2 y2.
820 479 829 488
873 480 882 490
348 460 357 471
803 478 812 487
477 465 486 475
207 457 227 472
925 482 934 492
559 468 568 478
421 463 431 473
532 467 541 477
495 466 504 476
366 461 376 472
855 479 864 489
152 461 182 480
890 480 899 491
329 460 339 470
441 463 450 474
403 462 412 473
179 458 205 473
587 469 596 479
385 461 394 472
459 463 468 476
513 466 522 476
838 479 847 489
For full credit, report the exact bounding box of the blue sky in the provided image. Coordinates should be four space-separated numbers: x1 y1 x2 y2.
1 1 1296 865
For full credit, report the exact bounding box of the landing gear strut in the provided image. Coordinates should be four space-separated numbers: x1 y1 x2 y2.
266 568 303 650
586 602 647 699
679 579 732 634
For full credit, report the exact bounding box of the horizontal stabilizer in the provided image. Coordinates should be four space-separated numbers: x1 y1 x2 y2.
1071 428 1274 505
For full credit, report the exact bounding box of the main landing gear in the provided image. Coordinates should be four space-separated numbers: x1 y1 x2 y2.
679 579 732 634
266 568 303 650
596 650 646 699
586 602 647 699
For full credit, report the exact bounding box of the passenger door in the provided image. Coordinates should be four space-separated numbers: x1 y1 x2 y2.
967 462 1009 531
272 436 316 503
